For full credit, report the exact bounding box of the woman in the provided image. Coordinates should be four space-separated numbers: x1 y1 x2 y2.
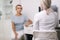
33 0 58 40
11 4 32 40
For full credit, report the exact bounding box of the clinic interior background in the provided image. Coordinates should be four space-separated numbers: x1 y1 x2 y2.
0 0 60 40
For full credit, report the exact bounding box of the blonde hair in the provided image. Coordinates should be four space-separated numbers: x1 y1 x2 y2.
43 0 51 9
41 0 51 15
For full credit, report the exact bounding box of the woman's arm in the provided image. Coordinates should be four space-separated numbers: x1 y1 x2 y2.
25 19 32 27
11 22 18 37
12 22 16 34
33 14 39 31
11 22 18 39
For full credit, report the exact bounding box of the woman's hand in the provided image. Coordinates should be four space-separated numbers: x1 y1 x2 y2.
25 23 29 27
25 20 32 27
25 22 31 27
15 32 18 40
25 21 30 27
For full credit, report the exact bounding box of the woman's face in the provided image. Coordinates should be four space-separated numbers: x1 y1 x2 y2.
16 6 22 13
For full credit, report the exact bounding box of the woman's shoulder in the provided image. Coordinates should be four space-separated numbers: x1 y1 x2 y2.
34 10 46 17
34 12 41 19
22 14 26 17
22 14 28 18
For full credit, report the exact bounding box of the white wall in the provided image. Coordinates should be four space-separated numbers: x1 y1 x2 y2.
0 0 12 40
21 0 40 21
0 0 3 11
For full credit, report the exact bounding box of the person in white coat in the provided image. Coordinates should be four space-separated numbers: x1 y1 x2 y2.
33 0 58 40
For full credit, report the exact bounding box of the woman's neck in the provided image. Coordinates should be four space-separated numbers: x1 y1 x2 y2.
16 13 22 16
45 8 52 15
